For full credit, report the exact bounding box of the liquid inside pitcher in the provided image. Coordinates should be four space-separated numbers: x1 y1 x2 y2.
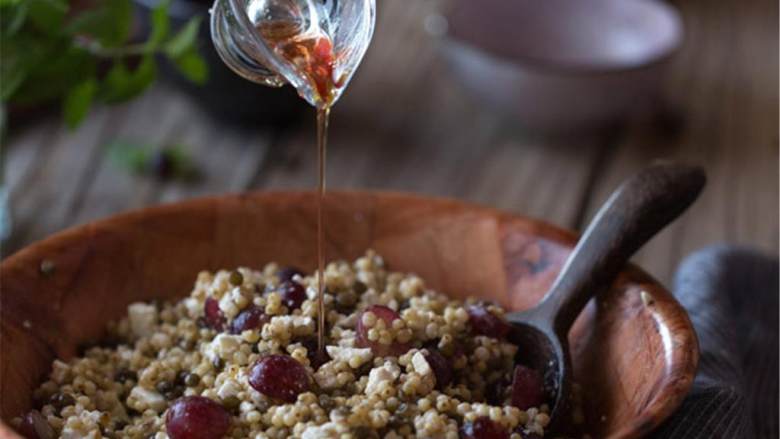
210 0 375 107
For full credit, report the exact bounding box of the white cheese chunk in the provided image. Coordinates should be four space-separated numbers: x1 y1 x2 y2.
129 386 166 412
205 333 241 362
365 361 400 395
325 346 373 368
412 351 432 376
301 421 345 439
216 378 242 400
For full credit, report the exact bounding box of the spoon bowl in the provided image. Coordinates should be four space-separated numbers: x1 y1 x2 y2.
506 163 706 434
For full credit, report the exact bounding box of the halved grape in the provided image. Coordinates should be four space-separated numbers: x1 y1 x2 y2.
278 266 303 282
356 305 411 356
466 305 510 339
229 306 269 334
165 396 230 439
460 416 510 439
278 281 306 310
510 365 544 410
423 348 453 390
248 355 310 402
204 298 226 331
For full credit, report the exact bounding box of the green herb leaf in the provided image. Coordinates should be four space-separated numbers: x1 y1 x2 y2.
107 140 152 174
27 0 68 35
102 55 157 103
0 35 39 100
107 140 201 182
148 0 171 48
164 16 201 59
66 0 132 47
170 49 208 85
1 2 28 36
11 44 96 105
0 60 28 101
63 78 97 128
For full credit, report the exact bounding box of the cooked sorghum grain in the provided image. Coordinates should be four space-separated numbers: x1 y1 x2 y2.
16 251 559 439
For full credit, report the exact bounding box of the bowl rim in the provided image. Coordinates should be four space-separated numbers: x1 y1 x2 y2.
0 190 698 439
443 0 685 76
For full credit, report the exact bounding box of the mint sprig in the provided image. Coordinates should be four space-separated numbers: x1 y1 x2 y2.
1 0 209 128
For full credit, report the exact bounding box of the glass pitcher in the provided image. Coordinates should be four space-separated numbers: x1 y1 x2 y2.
210 0 376 108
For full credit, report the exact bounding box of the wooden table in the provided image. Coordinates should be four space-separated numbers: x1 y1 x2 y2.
4 0 778 286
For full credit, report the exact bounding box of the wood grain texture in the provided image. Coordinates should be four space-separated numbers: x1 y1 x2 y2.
0 192 698 439
583 0 779 281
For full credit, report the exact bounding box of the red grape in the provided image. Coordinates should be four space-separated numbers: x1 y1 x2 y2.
424 348 453 390
510 365 544 410
278 267 303 282
248 355 310 402
165 396 230 439
356 305 411 356
229 306 269 334
204 298 225 331
466 306 510 339
460 417 509 439
278 281 306 310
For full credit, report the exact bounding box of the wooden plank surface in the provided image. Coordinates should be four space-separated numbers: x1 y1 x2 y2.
2 0 777 287
582 0 780 281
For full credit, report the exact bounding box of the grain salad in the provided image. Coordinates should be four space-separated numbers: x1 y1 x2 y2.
15 251 562 439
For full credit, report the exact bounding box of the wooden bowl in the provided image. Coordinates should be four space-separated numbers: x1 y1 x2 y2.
0 191 697 438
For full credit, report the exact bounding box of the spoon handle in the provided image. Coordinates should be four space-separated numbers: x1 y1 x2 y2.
539 163 705 335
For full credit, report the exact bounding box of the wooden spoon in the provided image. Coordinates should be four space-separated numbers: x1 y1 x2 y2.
505 162 706 434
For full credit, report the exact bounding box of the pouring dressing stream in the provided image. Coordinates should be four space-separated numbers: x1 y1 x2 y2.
211 0 376 355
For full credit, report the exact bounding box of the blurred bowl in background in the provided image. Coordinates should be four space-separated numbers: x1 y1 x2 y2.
442 0 683 132
134 0 306 128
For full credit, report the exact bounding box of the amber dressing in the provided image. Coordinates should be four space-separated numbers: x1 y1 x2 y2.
258 19 342 356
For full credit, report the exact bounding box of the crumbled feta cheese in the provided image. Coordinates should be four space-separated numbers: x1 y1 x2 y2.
205 334 242 362
301 421 345 439
412 351 432 376
305 285 319 300
216 378 242 400
365 361 400 394
219 287 249 319
314 362 341 390
183 297 201 318
60 410 103 439
129 386 166 412
128 303 157 338
326 346 372 368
